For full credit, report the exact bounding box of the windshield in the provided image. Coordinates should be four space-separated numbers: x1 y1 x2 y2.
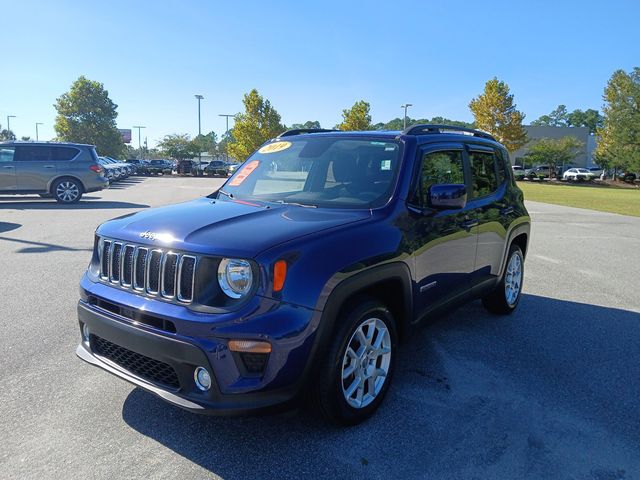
219 137 402 208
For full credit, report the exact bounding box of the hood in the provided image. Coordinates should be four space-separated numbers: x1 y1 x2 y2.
96 197 371 258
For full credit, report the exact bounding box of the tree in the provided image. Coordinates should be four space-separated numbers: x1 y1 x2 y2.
227 89 285 161
192 131 218 156
217 130 235 161
523 136 583 176
0 124 16 141
566 108 603 133
157 134 199 161
290 120 321 130
532 105 603 133
336 100 372 131
374 116 474 131
595 68 640 175
469 77 527 152
54 76 124 157
531 105 568 127
20 136 31 141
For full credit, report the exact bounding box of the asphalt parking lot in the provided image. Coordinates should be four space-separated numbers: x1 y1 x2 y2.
1 177 639 479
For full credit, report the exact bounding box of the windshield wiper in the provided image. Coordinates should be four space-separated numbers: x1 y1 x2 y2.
275 200 318 208
217 189 234 199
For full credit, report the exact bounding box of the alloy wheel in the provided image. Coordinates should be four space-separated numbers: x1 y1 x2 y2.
341 317 392 409
56 181 80 203
504 251 523 306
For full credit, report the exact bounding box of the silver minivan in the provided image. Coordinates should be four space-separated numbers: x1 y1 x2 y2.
0 141 109 203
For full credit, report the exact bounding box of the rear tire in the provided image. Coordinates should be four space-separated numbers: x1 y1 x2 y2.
482 244 524 315
312 298 397 425
53 178 83 204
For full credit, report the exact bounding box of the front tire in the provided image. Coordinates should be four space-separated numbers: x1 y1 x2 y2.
53 178 83 204
313 298 397 425
482 244 524 314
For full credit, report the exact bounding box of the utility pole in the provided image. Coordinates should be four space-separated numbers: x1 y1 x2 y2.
400 104 413 130
6 115 16 138
133 126 146 159
35 122 43 141
219 114 234 162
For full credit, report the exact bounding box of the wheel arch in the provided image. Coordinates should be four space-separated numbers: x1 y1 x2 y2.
48 175 86 194
317 262 413 344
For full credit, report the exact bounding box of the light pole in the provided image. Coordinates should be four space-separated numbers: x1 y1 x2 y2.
195 95 204 136
219 114 234 162
195 95 204 165
133 126 146 159
400 104 412 130
6 115 16 137
35 122 43 141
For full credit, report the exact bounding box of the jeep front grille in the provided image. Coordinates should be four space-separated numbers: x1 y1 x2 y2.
99 239 197 303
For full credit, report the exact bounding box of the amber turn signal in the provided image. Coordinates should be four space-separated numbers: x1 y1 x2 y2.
273 259 287 292
228 340 272 354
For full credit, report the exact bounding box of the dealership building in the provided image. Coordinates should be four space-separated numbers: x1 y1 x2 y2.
511 126 597 169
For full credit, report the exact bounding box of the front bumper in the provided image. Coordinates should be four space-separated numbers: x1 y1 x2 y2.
76 283 319 415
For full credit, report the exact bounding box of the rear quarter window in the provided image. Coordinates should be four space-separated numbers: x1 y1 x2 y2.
51 146 80 161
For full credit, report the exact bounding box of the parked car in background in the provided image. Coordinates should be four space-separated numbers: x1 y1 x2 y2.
227 163 240 175
177 159 195 175
619 171 637 183
204 160 230 176
192 160 210 176
76 125 530 424
97 157 120 183
563 168 596 182
0 141 109 203
125 159 149 175
99 157 130 179
147 159 173 175
588 167 603 178
512 165 526 180
105 157 134 176
525 165 551 180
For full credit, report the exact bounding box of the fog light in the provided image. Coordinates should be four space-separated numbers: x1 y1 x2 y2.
82 323 90 341
194 366 211 391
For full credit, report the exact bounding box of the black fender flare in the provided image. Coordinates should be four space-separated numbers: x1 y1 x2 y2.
313 261 413 351
497 220 531 279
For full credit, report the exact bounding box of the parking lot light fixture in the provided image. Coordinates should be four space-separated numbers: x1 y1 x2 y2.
35 122 43 141
401 104 413 130
7 115 16 136
133 126 146 158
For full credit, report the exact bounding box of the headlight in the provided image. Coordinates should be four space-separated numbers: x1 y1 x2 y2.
218 258 253 298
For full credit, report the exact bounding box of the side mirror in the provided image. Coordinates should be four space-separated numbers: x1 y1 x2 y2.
429 184 467 209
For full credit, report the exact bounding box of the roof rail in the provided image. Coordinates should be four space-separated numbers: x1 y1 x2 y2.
402 124 496 141
277 128 339 138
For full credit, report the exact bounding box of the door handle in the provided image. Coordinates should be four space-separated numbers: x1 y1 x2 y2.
460 219 479 230
500 206 514 216
44 165 55 169
2 165 14 169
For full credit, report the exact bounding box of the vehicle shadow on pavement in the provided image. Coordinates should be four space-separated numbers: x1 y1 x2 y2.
106 178 146 190
0 235 94 253
121 294 640 479
0 199 149 210
0 222 21 233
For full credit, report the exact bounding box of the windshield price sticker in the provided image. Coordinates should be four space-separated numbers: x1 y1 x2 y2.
258 141 291 154
229 160 260 186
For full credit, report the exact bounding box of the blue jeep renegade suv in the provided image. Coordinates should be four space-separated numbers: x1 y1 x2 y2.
76 125 530 425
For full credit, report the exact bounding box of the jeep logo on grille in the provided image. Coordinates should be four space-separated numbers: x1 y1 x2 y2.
139 231 158 241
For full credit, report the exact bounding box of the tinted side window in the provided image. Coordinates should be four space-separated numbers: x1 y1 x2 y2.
15 146 52 161
0 147 15 162
469 150 498 197
413 150 465 207
51 147 80 161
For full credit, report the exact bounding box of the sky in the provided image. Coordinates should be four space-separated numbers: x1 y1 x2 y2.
2 0 639 147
